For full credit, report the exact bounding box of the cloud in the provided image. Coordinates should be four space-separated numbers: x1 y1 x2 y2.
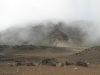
0 0 69 30
0 0 100 46
1 0 98 30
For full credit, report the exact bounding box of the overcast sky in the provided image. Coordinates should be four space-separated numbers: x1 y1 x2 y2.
0 0 100 31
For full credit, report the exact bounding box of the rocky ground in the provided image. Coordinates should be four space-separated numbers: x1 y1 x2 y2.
0 45 100 75
1 65 100 75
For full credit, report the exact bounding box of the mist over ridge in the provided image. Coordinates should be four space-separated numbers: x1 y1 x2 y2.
0 21 99 47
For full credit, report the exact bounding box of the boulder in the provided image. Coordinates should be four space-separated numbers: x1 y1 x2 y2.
26 62 35 66
41 58 56 66
16 61 25 66
58 62 64 67
76 61 88 67
65 61 72 65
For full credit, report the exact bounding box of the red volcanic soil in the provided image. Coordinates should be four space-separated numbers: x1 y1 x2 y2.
1 45 100 75
0 63 100 75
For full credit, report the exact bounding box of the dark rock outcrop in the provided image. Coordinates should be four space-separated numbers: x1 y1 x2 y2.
76 61 88 67
40 58 57 66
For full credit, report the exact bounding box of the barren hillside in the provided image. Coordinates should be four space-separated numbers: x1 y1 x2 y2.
0 21 90 47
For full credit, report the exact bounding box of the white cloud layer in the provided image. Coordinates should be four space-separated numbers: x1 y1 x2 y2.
0 0 100 31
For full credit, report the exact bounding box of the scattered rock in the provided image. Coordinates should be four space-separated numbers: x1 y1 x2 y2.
58 62 64 67
8 62 15 67
40 58 56 66
65 61 73 66
76 61 88 67
16 61 25 66
26 62 35 66
16 61 35 66
74 67 78 71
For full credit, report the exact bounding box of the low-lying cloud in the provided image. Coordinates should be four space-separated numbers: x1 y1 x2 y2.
0 0 100 46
